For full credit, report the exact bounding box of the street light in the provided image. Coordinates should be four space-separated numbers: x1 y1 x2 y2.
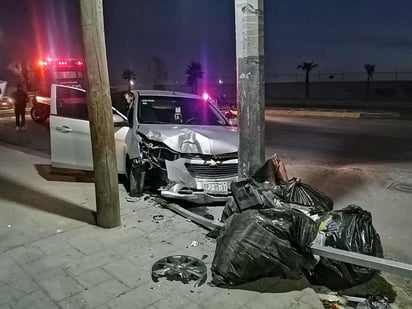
218 79 224 84
130 80 134 86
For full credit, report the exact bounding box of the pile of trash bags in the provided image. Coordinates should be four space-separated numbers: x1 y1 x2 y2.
211 154 383 290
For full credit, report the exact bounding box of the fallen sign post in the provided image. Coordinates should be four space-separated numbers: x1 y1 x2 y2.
152 198 223 231
159 200 412 279
310 243 412 278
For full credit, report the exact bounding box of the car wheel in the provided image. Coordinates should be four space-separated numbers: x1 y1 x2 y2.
128 159 145 197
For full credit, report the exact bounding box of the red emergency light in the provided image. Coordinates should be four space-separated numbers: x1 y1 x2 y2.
38 58 84 67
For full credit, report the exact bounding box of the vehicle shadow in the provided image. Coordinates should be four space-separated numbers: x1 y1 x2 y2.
0 173 96 225
35 164 95 183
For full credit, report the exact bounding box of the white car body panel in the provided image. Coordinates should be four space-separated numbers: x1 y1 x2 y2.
50 84 127 174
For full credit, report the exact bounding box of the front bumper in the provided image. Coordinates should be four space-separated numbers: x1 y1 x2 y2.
160 181 236 204
160 158 238 204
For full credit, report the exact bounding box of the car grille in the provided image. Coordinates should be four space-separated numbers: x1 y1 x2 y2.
185 163 238 179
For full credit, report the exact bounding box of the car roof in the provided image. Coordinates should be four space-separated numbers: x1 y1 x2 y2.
133 90 202 99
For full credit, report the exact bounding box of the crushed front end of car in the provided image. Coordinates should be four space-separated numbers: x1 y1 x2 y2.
139 126 239 204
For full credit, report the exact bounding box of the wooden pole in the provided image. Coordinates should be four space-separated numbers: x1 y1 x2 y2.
235 0 265 178
79 0 120 228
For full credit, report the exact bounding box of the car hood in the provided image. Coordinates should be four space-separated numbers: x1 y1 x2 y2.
138 124 238 155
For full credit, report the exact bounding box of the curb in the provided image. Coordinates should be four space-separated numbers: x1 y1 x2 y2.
359 111 401 119
265 108 401 119
265 108 361 118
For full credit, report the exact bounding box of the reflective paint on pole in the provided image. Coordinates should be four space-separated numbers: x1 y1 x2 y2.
235 0 265 178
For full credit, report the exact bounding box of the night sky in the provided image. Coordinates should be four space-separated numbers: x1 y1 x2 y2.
1 0 412 85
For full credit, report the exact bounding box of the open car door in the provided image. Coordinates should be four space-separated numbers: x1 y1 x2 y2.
50 84 130 173
50 84 94 170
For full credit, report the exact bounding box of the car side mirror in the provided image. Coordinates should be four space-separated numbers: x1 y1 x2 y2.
228 118 238 126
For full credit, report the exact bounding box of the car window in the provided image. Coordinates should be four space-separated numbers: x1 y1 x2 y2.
56 87 88 120
138 96 227 126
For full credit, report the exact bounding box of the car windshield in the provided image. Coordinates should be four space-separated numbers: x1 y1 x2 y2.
138 95 227 126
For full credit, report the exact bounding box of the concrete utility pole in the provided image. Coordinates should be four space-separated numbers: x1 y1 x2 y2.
235 0 265 177
79 0 120 228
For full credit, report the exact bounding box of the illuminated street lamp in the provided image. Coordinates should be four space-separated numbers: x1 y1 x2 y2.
218 79 224 84
130 80 134 86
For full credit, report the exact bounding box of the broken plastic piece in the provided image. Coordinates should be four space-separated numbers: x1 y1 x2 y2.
153 215 164 221
190 240 199 247
356 295 391 309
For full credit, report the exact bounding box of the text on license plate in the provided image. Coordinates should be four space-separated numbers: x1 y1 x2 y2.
203 182 228 194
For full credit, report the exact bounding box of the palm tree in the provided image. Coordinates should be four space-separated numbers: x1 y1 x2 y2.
364 64 375 100
297 62 318 98
121 69 136 91
185 62 204 94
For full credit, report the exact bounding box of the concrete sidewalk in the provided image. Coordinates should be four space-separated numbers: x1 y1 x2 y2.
0 145 326 309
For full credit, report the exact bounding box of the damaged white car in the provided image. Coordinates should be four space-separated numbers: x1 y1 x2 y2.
49 85 239 204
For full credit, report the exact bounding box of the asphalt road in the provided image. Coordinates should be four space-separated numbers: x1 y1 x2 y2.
264 115 412 167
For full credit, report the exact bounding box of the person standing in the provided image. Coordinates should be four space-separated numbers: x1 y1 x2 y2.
11 84 29 131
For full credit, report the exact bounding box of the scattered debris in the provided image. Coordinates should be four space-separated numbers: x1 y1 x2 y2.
126 196 141 203
190 240 199 247
152 255 207 287
204 214 214 220
144 195 150 201
355 295 391 309
159 201 222 230
317 293 349 308
153 215 164 221
206 227 222 239
56 229 63 233
7 224 12 228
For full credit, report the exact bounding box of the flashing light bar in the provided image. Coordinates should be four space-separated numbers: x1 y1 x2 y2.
38 59 84 67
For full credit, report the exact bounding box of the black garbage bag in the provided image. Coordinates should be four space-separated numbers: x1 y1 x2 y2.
271 178 333 214
306 205 384 290
253 153 289 184
252 154 333 214
211 208 319 287
221 177 333 222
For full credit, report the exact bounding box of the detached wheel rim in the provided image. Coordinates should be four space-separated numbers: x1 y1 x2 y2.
151 255 207 287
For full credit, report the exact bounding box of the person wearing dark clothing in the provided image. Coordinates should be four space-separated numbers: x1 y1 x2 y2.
124 91 135 125
11 85 29 131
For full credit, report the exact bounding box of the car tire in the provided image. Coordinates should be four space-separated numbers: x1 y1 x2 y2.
128 160 146 197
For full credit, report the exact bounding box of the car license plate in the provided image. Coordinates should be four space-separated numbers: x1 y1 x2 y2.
203 182 228 194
